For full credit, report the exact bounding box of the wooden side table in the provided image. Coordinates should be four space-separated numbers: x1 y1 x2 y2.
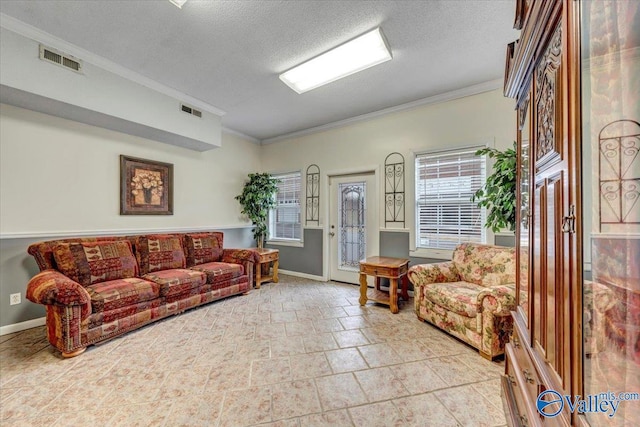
359 256 409 314
253 248 279 289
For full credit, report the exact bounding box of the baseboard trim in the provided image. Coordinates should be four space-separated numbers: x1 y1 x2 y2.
0 317 46 336
278 269 326 282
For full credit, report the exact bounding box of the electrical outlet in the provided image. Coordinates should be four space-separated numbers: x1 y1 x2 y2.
9 293 21 305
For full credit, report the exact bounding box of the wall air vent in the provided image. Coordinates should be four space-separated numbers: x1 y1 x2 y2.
39 45 82 73
180 103 202 118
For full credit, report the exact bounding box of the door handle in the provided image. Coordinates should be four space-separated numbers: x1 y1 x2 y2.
329 232 335 237
562 204 576 234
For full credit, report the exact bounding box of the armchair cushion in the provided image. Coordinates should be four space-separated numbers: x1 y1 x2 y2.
136 234 186 274
452 243 516 286
52 240 138 287
423 281 483 317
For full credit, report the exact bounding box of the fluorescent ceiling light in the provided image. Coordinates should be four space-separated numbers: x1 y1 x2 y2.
169 0 187 8
279 27 392 94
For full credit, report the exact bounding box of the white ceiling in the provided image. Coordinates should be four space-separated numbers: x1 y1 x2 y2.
0 0 519 142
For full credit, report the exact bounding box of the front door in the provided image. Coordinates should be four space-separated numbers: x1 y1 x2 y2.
329 173 378 284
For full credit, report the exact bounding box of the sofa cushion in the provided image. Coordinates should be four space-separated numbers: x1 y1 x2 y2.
52 240 138 287
190 261 245 284
136 234 186 274
87 299 163 329
86 277 159 313
423 281 483 318
142 269 206 297
452 243 516 286
184 232 223 266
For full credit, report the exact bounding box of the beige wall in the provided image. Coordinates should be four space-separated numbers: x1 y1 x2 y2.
261 88 517 243
0 104 260 235
0 103 261 330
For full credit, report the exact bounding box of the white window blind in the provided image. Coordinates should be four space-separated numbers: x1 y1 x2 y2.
415 147 487 250
270 172 302 240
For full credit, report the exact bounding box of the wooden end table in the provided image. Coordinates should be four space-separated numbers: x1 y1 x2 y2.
253 248 279 289
359 256 410 314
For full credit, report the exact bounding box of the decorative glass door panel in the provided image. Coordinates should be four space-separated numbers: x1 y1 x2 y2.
329 173 378 284
338 182 366 271
581 1 639 425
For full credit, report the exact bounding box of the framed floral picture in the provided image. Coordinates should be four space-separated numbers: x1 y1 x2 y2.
120 155 173 215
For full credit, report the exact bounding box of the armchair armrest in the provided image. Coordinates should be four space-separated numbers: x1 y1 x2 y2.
477 284 517 315
584 280 616 313
26 270 92 318
408 261 460 287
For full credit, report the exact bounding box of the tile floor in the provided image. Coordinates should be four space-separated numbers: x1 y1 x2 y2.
0 275 507 426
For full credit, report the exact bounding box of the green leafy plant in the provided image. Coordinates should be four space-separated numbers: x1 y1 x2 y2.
471 142 517 232
235 173 280 247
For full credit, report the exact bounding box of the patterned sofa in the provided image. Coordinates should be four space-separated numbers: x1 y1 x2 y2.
26 231 258 357
408 243 516 360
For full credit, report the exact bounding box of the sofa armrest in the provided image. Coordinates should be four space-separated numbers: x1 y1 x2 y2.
26 270 92 318
408 261 460 288
221 249 260 265
222 249 259 284
477 284 517 315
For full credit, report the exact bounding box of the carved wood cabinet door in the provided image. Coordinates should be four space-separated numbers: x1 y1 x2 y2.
503 1 581 426
530 19 573 395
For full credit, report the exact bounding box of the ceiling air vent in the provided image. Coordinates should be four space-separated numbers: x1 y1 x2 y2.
180 103 202 118
39 45 83 73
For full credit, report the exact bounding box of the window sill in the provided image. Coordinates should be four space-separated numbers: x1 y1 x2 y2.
410 248 453 261
266 239 304 248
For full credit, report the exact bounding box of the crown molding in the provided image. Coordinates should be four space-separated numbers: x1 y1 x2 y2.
222 126 261 144
261 79 504 144
0 13 226 117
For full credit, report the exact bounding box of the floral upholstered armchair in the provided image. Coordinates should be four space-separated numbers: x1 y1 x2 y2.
408 243 517 360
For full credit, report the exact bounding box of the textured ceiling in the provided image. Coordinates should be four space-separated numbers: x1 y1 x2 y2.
0 1 519 141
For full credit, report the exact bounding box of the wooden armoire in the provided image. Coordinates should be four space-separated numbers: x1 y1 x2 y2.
502 0 639 426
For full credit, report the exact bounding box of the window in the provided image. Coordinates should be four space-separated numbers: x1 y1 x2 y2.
415 147 487 250
269 171 302 240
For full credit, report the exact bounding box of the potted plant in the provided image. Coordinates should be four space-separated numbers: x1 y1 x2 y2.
235 172 280 248
471 142 517 233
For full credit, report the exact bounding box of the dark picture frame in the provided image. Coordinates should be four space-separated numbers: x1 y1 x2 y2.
120 155 173 215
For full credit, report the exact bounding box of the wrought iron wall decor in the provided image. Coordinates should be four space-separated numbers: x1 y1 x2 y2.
384 152 405 227
598 119 640 230
305 164 320 225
